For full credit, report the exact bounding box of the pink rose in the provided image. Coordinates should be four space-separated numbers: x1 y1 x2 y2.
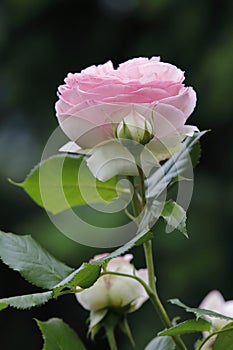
200 290 233 330
199 290 233 349
56 57 198 181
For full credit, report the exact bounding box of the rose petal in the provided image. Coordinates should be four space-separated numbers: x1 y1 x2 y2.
57 114 113 149
153 104 186 138
59 141 94 155
87 141 138 181
89 309 108 329
59 141 82 153
199 290 225 311
140 147 160 175
161 87 197 119
146 138 183 162
56 57 197 177
181 125 199 136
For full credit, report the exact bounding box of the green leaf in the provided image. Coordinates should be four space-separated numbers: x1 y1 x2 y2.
147 131 208 199
135 231 153 245
0 231 73 289
0 303 8 311
170 298 233 322
36 318 86 350
161 201 187 236
138 131 207 237
137 200 187 238
144 336 176 350
53 263 101 297
53 226 149 296
105 227 149 259
168 175 192 188
213 323 233 350
159 318 211 336
89 309 108 332
0 291 52 310
10 155 120 214
190 140 202 168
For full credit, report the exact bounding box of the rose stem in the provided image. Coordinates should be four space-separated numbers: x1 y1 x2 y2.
134 167 188 350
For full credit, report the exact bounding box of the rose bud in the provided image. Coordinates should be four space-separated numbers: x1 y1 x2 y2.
75 254 149 343
116 111 154 145
76 253 149 313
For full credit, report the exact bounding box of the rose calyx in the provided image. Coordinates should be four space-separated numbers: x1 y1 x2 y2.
116 112 154 145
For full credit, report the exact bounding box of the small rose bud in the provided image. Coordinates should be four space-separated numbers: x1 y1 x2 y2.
75 254 149 342
117 112 154 145
76 253 149 313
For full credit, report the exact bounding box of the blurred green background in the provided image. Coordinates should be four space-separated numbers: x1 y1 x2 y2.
1 0 233 348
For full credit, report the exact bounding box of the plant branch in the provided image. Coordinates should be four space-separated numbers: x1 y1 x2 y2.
134 166 187 350
127 176 142 215
124 207 136 221
100 271 186 350
137 166 146 206
100 271 151 296
143 239 156 293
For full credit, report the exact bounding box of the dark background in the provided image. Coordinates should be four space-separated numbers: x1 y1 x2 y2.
1 0 233 349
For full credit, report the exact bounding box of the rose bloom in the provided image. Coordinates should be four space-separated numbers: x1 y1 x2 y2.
199 290 233 349
75 253 148 313
56 57 198 181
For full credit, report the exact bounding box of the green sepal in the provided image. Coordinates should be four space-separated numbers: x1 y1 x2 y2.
88 309 108 340
119 316 135 347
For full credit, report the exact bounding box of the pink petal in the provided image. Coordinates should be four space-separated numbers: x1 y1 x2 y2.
153 103 186 139
161 87 197 119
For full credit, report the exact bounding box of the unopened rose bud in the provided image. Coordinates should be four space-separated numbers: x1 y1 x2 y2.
117 112 154 145
75 254 149 342
76 253 148 313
